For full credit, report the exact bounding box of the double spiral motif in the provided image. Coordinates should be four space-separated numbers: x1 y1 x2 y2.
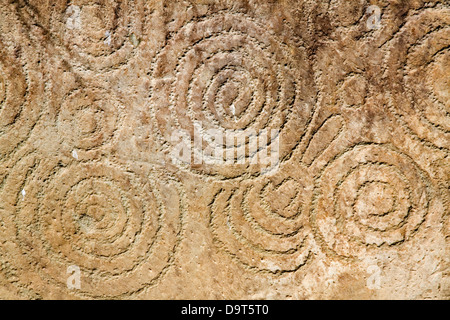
210 162 312 273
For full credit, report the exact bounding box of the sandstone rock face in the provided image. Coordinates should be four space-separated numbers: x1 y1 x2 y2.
0 0 448 299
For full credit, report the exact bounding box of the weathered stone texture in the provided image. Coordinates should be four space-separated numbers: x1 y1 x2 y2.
0 0 448 299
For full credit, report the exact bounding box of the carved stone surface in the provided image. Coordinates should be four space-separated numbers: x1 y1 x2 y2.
0 0 448 299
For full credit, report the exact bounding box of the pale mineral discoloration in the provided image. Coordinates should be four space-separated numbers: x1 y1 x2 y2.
0 0 448 299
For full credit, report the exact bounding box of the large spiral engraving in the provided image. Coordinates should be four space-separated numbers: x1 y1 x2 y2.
0 155 184 298
149 11 316 179
386 7 450 149
18 0 145 71
312 144 432 259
